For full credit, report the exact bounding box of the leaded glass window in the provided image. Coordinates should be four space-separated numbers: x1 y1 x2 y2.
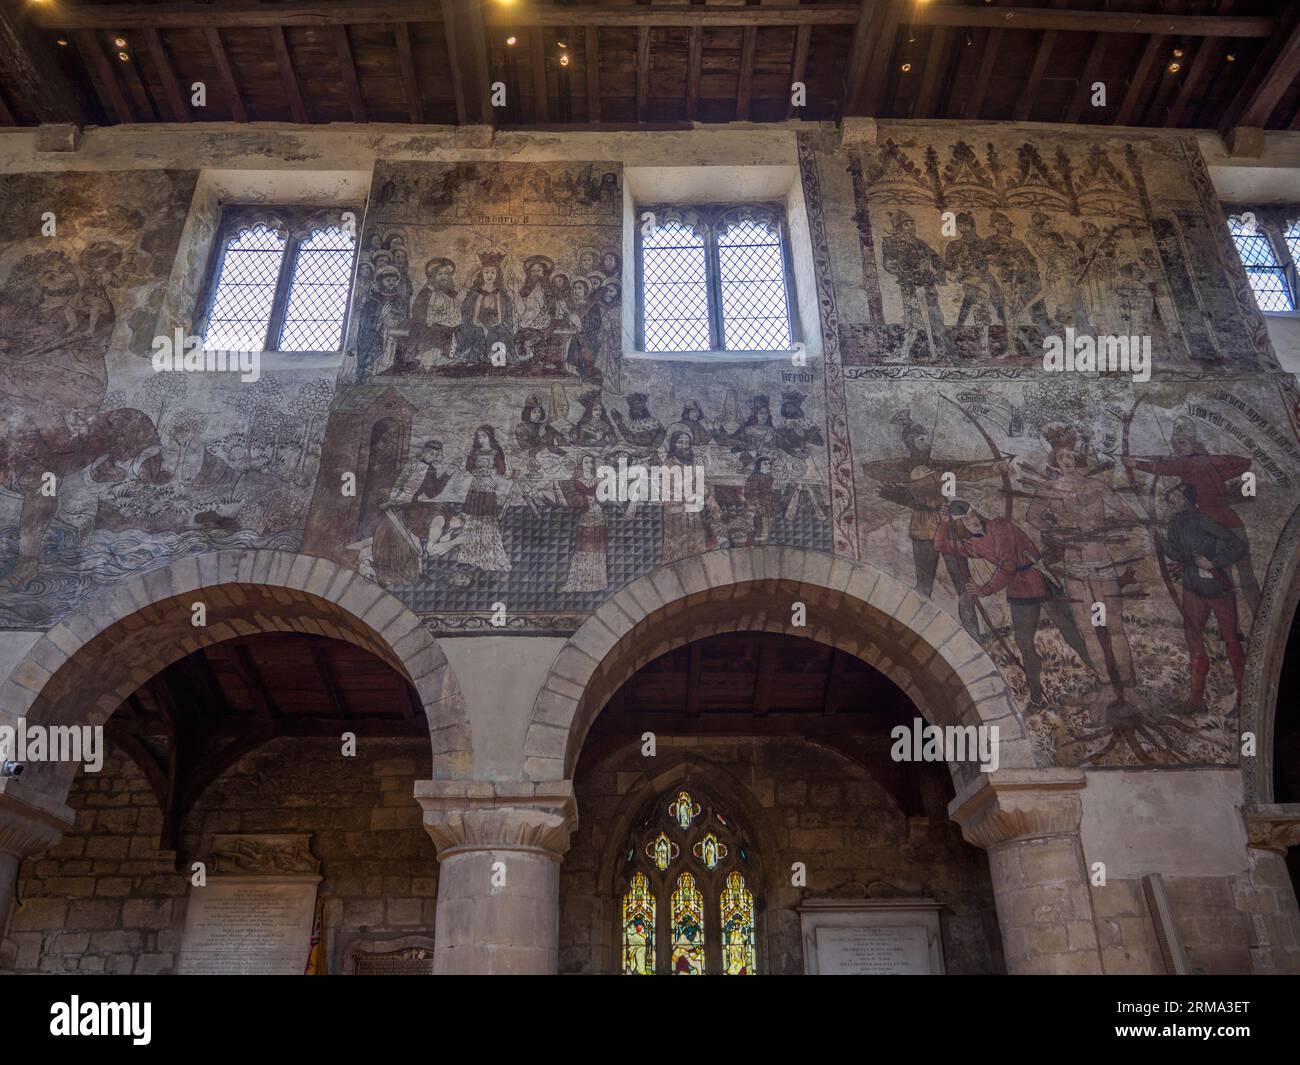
636 203 798 354
619 787 759 974
200 206 360 353
1228 213 1295 312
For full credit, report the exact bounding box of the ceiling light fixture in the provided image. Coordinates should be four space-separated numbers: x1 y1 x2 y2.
901 62 912 73
506 36 516 46
560 53 570 66
114 37 127 47
1167 61 1181 73
118 51 130 61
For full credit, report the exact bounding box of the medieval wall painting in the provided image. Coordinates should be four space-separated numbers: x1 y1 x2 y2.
304 358 831 633
842 130 1273 370
846 375 1299 768
348 162 625 386
0 171 332 628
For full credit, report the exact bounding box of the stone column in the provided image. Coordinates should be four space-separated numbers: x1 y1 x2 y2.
0 788 72 971
1242 805 1300 974
949 768 1103 974
416 780 577 975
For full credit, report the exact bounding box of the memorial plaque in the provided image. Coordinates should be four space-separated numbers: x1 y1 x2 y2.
815 924 931 975
798 897 946 975
177 834 322 976
353 946 436 975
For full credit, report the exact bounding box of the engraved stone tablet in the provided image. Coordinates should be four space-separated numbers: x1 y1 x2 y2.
177 834 322 976
353 946 436 975
815 924 931 975
798 898 945 975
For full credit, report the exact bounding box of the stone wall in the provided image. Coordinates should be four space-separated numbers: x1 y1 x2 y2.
559 736 1004 975
9 737 435 974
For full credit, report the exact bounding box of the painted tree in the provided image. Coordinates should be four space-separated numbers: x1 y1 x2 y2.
289 377 335 471
231 372 285 461
140 372 187 432
169 408 209 480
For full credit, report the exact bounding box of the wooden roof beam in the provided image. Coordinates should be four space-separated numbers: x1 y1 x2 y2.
203 27 248 121
1114 34 1168 127
144 27 189 122
687 25 703 121
1065 32 1107 124
73 29 134 123
735 25 756 121
786 23 810 119
441 0 493 126
0 0 85 123
36 4 1276 37
333 25 367 122
1222 3 1300 131
584 26 600 122
270 24 309 122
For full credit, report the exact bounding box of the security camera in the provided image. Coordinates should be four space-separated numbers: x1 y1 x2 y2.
1 761 24 778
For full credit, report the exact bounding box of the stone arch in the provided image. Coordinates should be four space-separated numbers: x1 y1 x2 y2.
593 753 781 974
0 550 470 810
524 547 1033 783
1241 501 1300 802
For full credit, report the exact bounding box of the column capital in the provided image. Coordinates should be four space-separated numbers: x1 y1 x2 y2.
1243 803 1300 855
0 785 74 858
948 768 1086 851
414 780 578 861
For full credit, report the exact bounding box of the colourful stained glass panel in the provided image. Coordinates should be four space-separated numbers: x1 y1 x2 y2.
622 872 656 975
671 872 706 975
692 832 728 870
646 831 679 871
720 871 756 975
670 790 701 829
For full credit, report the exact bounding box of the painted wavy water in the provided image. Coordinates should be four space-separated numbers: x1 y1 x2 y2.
0 523 304 630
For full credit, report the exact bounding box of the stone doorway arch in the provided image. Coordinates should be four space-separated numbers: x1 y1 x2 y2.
523 546 1035 785
0 549 470 818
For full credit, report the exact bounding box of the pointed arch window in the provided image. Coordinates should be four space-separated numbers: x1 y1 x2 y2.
1227 212 1295 312
618 787 760 974
201 206 360 353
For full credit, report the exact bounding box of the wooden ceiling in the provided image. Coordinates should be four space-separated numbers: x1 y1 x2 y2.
0 1 1297 133
108 632 424 854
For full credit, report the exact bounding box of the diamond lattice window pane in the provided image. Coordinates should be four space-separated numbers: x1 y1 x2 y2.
1286 220 1300 271
717 218 792 351
1229 218 1295 312
642 220 711 352
204 224 286 351
279 226 358 351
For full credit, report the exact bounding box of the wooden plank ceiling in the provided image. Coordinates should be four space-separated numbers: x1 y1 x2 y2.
0 1 1296 132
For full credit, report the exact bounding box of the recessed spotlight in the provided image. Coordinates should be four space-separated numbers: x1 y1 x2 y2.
1226 53 1237 62
1168 61 1181 73
56 38 68 46
557 40 568 49
901 62 912 73
118 51 130 61
114 37 127 47
1172 48 1184 58
506 36 516 46
560 54 570 67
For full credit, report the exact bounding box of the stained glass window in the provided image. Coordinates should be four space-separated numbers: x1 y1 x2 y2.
637 203 798 354
646 831 679 871
1228 214 1295 312
720 871 756 975
622 872 656 976
669 790 700 829
692 832 727 870
202 207 360 353
670 872 706 975
619 787 758 974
